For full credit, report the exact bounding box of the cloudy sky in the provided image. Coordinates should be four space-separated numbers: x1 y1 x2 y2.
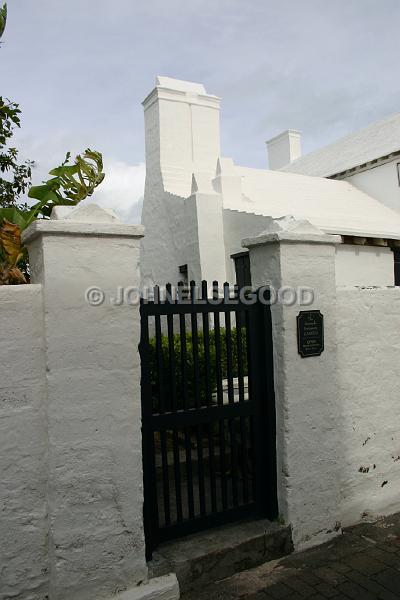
1 0 400 222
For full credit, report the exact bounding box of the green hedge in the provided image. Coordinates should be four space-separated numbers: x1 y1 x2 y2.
148 326 248 410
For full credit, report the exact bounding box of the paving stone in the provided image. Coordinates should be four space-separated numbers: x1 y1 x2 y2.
314 566 346 586
283 575 317 596
364 547 399 567
182 512 400 600
376 543 399 554
346 569 399 600
262 583 292 598
344 553 387 576
373 568 400 595
337 580 376 599
326 560 352 574
295 572 323 586
314 581 340 597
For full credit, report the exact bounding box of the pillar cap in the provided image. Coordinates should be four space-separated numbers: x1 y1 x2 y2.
242 215 341 248
22 203 144 244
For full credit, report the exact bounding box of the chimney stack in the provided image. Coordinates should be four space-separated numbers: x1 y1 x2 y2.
142 76 221 197
266 129 302 170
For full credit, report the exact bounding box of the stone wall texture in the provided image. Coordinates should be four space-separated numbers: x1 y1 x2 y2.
0 285 48 600
24 215 148 600
337 287 400 526
2 226 400 598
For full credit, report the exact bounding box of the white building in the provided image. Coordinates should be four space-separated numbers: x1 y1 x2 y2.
275 114 400 214
141 77 400 289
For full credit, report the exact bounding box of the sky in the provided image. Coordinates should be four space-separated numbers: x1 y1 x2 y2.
1 0 400 223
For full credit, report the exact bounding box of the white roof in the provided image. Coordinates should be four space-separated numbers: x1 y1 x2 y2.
155 76 206 94
280 112 400 177
222 164 400 239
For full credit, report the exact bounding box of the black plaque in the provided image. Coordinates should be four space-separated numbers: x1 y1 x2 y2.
297 310 324 358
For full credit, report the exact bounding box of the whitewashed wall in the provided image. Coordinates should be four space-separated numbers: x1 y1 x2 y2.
0 285 48 600
245 219 342 549
337 287 400 526
335 244 394 287
141 77 221 289
141 188 189 288
0 206 179 600
344 159 400 213
222 209 274 283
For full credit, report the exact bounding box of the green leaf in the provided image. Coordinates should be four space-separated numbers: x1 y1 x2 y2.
49 164 78 177
0 208 28 229
28 184 59 203
0 3 7 41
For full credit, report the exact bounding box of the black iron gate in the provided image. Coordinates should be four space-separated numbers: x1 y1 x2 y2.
140 281 277 558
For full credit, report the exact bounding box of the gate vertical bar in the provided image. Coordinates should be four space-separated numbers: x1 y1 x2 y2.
263 297 278 519
140 303 159 559
236 310 249 504
155 286 171 527
248 295 276 518
166 283 183 524
224 283 239 507
202 281 217 514
213 282 228 511
178 284 195 520
190 280 206 516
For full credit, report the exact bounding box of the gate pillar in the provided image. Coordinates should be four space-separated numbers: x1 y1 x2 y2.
243 216 342 549
23 205 179 600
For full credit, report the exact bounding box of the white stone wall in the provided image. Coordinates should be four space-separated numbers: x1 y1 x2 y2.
3 206 400 597
0 285 48 600
0 207 179 600
25 214 148 600
142 79 220 199
344 159 400 213
222 209 274 283
335 244 394 287
337 287 400 526
141 188 193 287
245 219 342 549
141 78 221 289
267 130 302 170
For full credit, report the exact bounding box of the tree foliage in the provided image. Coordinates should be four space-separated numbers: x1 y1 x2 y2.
0 4 33 209
0 150 105 284
0 98 34 209
0 3 6 42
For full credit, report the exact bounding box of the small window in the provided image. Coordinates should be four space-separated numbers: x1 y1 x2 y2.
179 264 188 284
393 249 400 286
231 252 252 289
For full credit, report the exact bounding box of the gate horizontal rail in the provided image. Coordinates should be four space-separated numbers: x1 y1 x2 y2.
149 401 255 428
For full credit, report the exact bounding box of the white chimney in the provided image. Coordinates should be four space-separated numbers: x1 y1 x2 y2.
266 129 302 170
142 76 221 197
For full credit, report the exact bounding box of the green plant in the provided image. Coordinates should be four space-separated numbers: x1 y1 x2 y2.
0 98 34 210
26 148 105 226
0 218 26 284
0 149 105 284
0 3 6 42
1 4 34 210
148 326 248 410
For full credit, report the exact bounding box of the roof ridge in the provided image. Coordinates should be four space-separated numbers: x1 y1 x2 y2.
281 111 400 177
